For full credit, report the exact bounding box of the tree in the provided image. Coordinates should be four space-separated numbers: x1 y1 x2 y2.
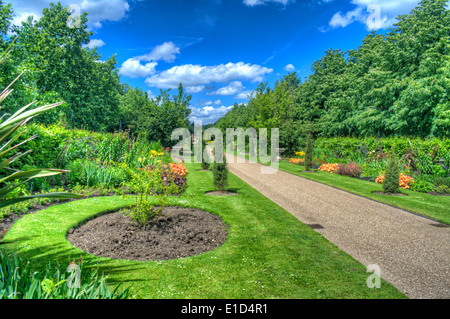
0 47 81 208
118 84 192 146
0 1 12 38
12 2 121 131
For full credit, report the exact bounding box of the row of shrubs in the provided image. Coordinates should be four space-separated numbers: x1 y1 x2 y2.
289 137 450 194
1 123 189 218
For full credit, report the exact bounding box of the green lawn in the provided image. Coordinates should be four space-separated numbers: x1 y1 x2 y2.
2 162 406 299
275 160 450 225
230 151 450 225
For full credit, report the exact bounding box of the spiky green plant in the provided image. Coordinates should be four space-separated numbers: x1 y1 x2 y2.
0 45 81 209
0 249 131 299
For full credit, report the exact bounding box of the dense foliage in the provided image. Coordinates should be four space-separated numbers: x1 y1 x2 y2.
215 0 450 151
0 2 191 143
0 123 188 219
0 249 130 299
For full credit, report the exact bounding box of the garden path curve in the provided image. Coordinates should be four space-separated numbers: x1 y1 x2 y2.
224 153 450 299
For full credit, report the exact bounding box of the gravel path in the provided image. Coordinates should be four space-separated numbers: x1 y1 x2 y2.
225 154 450 299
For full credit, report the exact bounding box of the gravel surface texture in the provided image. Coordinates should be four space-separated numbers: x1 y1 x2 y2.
225 153 450 299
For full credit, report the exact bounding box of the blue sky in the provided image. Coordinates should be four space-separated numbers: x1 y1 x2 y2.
8 0 421 124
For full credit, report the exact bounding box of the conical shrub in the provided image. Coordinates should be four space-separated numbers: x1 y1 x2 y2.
304 134 314 171
212 155 228 192
383 146 400 194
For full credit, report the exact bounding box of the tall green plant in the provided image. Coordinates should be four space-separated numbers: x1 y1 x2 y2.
212 155 228 192
383 146 400 194
0 47 81 209
304 134 314 171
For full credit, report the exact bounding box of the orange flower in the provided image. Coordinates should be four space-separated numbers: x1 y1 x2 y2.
318 163 338 173
289 158 304 164
169 163 188 177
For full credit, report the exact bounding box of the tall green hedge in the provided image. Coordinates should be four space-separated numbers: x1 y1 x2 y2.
312 137 450 159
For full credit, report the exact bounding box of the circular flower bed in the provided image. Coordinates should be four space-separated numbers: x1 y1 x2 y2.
67 206 229 261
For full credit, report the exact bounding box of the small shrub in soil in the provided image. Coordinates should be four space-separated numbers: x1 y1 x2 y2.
336 162 363 178
212 155 228 192
122 164 169 227
383 146 400 194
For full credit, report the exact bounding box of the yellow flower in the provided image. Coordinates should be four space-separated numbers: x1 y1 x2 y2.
138 158 142 163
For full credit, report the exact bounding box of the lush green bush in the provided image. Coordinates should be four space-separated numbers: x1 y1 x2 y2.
313 137 450 162
410 180 434 193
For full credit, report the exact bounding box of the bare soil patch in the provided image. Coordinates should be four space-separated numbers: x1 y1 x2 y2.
67 206 229 261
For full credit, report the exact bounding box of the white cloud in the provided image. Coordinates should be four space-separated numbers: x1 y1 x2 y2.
136 42 180 63
119 58 158 78
198 99 223 106
235 90 256 100
119 42 181 78
186 86 206 94
145 62 273 89
146 90 156 100
243 0 292 7
9 0 130 29
84 39 106 49
11 11 41 26
284 64 296 72
189 105 234 125
329 7 364 28
209 81 245 96
328 0 420 30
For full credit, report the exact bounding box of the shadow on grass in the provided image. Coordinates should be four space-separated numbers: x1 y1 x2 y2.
2 238 152 286
0 235 40 246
